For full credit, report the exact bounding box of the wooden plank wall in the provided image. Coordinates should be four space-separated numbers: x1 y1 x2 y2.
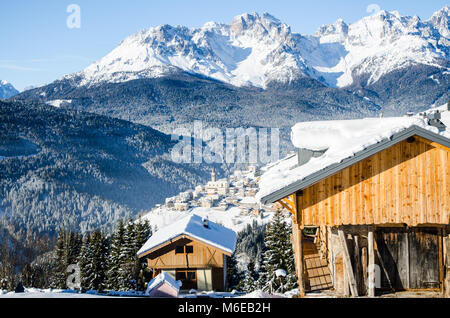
299 138 450 227
146 237 225 269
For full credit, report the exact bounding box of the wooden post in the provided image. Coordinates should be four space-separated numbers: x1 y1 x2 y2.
444 230 449 298
338 229 358 297
354 235 361 294
405 230 410 290
374 239 394 291
298 226 305 297
368 227 376 297
361 247 368 292
343 266 350 296
294 193 306 297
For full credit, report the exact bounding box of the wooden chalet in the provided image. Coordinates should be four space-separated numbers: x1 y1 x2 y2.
259 110 450 297
137 214 236 292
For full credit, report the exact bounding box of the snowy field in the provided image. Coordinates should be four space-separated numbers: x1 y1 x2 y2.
0 289 112 298
138 206 274 234
1 288 442 298
0 288 289 298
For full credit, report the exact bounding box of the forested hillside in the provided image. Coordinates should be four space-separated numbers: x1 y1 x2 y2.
0 100 216 236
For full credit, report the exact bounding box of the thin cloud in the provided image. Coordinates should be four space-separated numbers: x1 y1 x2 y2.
0 64 43 71
0 55 93 64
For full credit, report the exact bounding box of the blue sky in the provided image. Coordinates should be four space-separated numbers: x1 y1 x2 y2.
0 0 447 91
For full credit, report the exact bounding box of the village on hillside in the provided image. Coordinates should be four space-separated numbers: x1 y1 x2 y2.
138 166 286 233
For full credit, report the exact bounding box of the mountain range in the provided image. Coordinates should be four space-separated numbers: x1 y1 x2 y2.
13 7 449 135
64 7 450 90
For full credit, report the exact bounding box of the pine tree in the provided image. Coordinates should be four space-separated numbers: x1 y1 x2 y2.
51 229 83 289
135 220 151 248
106 220 125 290
257 210 297 294
134 220 152 291
239 260 259 293
225 253 242 291
90 230 108 291
51 230 68 289
81 231 108 291
79 233 92 291
119 219 137 290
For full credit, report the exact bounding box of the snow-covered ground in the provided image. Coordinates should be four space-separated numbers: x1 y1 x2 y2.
0 288 112 298
0 288 289 298
2 288 442 298
45 99 73 108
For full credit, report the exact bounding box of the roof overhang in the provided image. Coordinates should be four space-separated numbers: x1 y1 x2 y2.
260 125 450 205
137 233 233 259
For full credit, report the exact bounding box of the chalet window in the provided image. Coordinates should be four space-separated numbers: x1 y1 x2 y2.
176 272 187 280
175 245 193 254
176 270 196 281
187 271 196 280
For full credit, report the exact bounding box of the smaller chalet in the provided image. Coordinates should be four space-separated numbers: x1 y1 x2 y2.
137 214 237 292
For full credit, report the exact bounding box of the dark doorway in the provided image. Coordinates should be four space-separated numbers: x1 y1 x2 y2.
176 270 197 290
376 227 440 291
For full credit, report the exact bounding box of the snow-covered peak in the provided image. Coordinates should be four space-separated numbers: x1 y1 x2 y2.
301 7 449 87
230 12 284 34
0 80 19 99
71 12 306 88
428 5 449 38
315 19 349 42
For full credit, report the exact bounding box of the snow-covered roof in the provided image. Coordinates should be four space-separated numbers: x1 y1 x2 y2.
240 197 258 204
137 214 237 257
257 105 450 204
145 272 182 295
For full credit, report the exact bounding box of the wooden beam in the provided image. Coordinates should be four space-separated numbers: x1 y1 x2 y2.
445 231 450 298
439 228 444 294
295 192 303 226
296 224 305 297
405 230 410 289
374 238 394 291
354 235 361 295
293 194 305 297
416 135 450 152
278 199 295 216
361 247 368 292
338 229 358 297
368 227 376 297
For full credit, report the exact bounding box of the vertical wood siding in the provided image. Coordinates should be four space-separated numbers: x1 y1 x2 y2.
146 237 225 269
298 138 449 227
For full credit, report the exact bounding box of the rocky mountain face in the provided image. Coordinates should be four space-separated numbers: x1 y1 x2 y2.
0 80 19 99
60 8 449 91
